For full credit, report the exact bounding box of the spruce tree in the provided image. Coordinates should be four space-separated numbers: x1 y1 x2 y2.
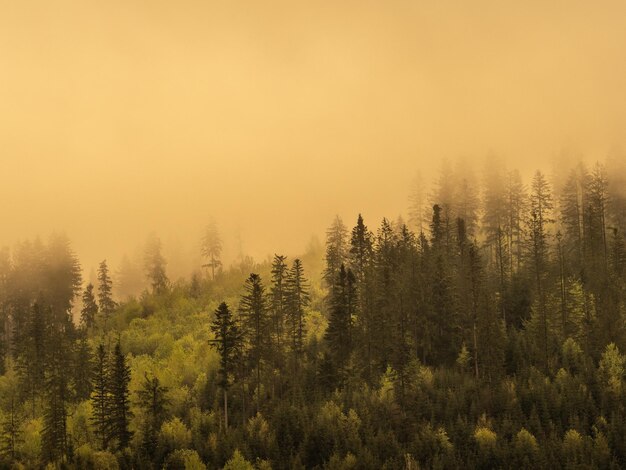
41 321 71 464
201 220 223 280
210 302 242 429
323 216 348 291
97 261 116 325
526 170 554 372
325 265 357 380
0 396 22 461
91 343 111 450
285 259 310 371
73 329 93 402
137 373 169 459
144 235 169 294
109 340 132 450
80 283 98 329
239 273 269 413
269 254 288 360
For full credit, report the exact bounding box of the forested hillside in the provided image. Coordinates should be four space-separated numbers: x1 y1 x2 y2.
2 157 626 469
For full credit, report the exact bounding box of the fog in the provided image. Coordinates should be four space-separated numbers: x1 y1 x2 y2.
1 0 625 277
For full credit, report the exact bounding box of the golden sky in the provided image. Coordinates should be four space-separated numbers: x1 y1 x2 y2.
1 0 625 275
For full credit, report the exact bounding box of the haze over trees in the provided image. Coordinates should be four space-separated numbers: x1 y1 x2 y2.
2 157 626 468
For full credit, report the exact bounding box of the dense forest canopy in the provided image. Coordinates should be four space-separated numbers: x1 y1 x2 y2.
1 156 626 468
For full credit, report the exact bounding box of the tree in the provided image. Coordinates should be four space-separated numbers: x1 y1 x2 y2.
73 329 93 402
16 301 47 417
80 283 98 329
209 302 242 429
239 274 270 413
109 340 132 450
201 219 223 280
41 319 71 464
97 261 116 325
137 373 169 459
285 259 310 371
526 170 554 373
269 255 288 360
91 343 111 450
0 396 22 461
323 216 348 291
144 235 169 294
325 265 357 380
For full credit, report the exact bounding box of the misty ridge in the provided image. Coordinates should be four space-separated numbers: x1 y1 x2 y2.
2 152 626 468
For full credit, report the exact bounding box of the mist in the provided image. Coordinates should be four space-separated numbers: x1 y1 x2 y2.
1 0 625 277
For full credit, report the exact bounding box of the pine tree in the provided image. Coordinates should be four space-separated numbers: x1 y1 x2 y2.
285 259 310 371
348 214 375 380
137 373 169 459
526 170 554 373
325 265 357 380
80 283 98 329
144 235 169 294
41 320 71 464
97 260 116 325
0 396 22 461
239 273 270 413
269 254 288 361
210 302 242 429
17 301 47 417
91 343 111 450
109 340 132 450
323 216 348 291
201 219 223 280
73 329 93 402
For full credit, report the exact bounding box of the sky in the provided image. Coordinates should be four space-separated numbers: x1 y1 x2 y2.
1 0 625 276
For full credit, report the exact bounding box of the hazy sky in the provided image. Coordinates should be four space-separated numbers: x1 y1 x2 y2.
1 0 625 274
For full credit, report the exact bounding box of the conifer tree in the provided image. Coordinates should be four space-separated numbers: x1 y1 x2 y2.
41 321 71 464
239 273 269 413
109 340 132 450
137 373 169 459
73 329 93 402
17 301 47 416
0 396 22 461
269 255 288 358
201 219 223 280
323 216 348 291
526 170 554 372
97 261 116 325
325 265 357 379
80 283 98 329
285 259 310 371
144 235 169 294
210 302 242 429
91 343 111 450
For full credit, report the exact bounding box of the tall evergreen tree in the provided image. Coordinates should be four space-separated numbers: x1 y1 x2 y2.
269 254 288 361
41 320 71 464
90 343 111 450
325 265 357 380
210 302 242 429
144 235 169 294
201 219 223 280
285 259 310 371
80 283 98 329
526 170 554 372
109 340 132 450
323 216 348 291
73 329 93 402
137 373 169 459
239 273 270 413
97 260 116 325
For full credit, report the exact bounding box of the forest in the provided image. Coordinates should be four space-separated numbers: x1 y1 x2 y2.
2 156 626 469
